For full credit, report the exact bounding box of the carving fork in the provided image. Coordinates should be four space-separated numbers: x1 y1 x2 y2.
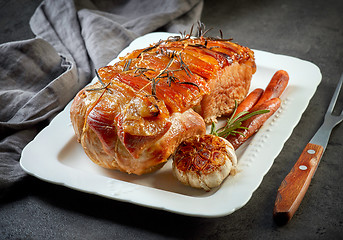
273 73 343 225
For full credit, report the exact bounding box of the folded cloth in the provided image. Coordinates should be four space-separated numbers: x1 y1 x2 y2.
0 0 203 190
0 39 77 189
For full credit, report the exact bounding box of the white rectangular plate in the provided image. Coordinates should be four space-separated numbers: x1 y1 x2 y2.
20 32 322 217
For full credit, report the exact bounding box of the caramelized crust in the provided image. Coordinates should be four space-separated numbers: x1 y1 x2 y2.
71 80 206 174
121 36 256 122
172 134 237 191
173 135 236 173
70 34 255 175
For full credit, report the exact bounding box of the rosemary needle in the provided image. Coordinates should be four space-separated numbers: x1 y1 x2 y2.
210 101 270 138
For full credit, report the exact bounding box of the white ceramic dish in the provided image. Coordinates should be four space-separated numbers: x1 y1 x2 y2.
20 32 322 217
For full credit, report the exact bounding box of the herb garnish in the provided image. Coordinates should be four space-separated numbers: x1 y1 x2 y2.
137 52 200 96
86 23 235 98
123 59 132 72
86 69 113 94
134 67 156 78
137 40 163 58
210 101 270 138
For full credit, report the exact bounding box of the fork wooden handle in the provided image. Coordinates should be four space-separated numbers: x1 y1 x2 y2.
273 143 324 225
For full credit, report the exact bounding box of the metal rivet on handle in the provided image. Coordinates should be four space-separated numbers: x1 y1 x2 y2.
299 165 308 170
307 149 316 154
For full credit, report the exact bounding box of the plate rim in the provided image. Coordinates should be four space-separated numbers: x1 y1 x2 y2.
20 32 322 218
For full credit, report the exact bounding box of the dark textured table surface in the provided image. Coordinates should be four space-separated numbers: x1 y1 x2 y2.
1 0 342 239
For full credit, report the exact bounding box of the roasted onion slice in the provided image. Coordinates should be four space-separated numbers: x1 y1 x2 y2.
172 134 237 191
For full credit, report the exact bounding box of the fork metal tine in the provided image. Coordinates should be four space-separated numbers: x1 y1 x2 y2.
310 73 343 148
273 72 343 225
327 73 343 114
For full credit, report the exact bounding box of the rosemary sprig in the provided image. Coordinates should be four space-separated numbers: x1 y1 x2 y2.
86 82 112 93
178 81 201 91
123 59 132 72
147 52 200 96
210 101 270 138
94 69 106 87
125 23 235 96
178 53 193 77
182 24 194 38
137 40 163 58
150 57 175 96
86 69 113 93
134 67 156 78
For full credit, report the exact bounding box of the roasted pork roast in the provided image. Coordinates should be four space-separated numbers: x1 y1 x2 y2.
70 34 255 175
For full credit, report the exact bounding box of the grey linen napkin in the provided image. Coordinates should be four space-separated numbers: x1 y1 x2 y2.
0 0 203 190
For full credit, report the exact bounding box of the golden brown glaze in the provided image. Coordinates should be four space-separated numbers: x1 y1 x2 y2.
121 36 256 122
70 80 206 174
172 134 237 191
173 135 235 173
70 34 255 175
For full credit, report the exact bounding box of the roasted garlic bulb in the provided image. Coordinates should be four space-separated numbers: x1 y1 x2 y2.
172 134 237 191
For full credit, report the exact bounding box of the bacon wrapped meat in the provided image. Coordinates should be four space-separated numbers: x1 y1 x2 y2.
70 33 255 175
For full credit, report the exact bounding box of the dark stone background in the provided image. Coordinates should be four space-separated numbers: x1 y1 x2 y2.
1 0 342 239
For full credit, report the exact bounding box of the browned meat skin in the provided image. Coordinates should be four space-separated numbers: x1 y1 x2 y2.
121 36 256 122
81 108 206 175
70 80 206 175
98 52 210 113
70 34 255 174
